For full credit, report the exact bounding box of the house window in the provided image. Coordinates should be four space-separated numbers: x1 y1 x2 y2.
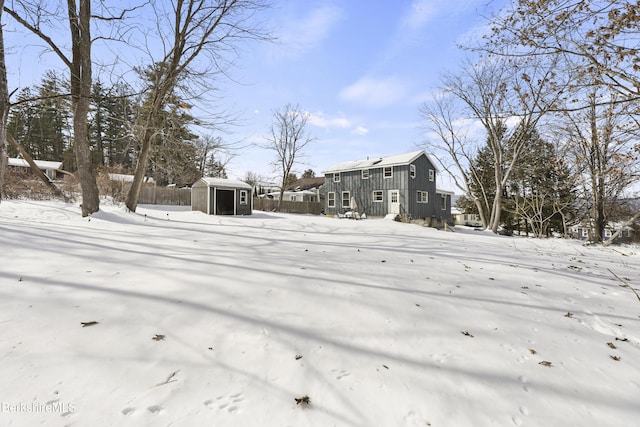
441 194 447 210
417 191 428 203
361 169 369 179
328 192 336 208
429 169 435 182
410 164 416 179
342 191 350 208
333 173 340 182
240 190 248 205
372 190 383 202
384 167 393 178
290 195 297 201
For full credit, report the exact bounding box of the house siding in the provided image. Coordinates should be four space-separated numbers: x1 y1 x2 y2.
323 152 446 219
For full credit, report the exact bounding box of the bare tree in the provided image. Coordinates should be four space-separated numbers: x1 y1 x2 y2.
5 1 99 216
561 89 639 243
422 56 560 232
420 94 490 228
124 0 270 212
264 103 316 211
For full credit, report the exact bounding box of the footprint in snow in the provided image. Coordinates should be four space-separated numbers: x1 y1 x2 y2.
205 392 244 413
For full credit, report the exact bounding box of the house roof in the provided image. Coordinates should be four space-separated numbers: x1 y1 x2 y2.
286 177 325 191
8 158 63 170
322 150 437 173
199 177 252 190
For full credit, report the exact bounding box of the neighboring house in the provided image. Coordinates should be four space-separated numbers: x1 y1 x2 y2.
8 158 64 180
253 180 280 197
570 221 636 243
451 207 483 227
261 190 319 202
191 178 252 215
322 150 452 220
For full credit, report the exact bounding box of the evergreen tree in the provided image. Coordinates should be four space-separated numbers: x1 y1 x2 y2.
90 80 135 169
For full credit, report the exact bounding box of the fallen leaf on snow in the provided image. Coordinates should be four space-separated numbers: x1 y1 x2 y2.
81 321 99 327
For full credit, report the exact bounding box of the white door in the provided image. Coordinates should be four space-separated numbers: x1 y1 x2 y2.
388 190 400 215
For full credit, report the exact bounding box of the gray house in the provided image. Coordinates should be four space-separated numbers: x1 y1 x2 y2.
322 150 452 220
191 178 252 215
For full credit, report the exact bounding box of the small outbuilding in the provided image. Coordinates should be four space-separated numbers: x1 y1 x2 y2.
191 178 252 215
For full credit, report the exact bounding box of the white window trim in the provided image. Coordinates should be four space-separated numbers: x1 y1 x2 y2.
240 190 248 205
441 194 446 210
417 191 429 203
333 173 340 182
328 192 336 208
372 190 383 202
384 166 393 179
429 169 435 182
410 164 416 179
361 169 369 179
341 191 351 208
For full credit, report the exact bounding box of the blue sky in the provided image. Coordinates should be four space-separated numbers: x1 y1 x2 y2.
212 0 506 188
5 0 507 191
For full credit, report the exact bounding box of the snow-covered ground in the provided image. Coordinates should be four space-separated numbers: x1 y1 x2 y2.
1 199 639 427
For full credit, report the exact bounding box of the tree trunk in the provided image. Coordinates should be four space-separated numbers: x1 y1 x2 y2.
125 126 154 212
0 1 7 202
69 0 99 216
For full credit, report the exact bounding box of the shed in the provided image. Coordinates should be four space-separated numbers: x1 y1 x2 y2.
191 178 252 215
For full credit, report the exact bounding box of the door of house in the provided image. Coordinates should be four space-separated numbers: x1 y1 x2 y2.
388 190 400 215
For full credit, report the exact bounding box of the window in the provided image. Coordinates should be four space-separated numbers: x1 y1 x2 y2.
361 169 369 179
441 194 447 210
372 190 383 202
333 173 340 182
342 191 350 208
384 167 393 178
417 191 428 203
240 190 248 205
429 169 435 182
328 192 336 208
290 195 298 201
410 164 416 179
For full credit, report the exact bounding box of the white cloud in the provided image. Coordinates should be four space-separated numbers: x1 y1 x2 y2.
308 111 351 129
401 0 440 31
339 76 411 108
278 6 344 57
352 126 369 136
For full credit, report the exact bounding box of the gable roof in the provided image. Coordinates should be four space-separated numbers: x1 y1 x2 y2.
199 178 252 189
322 150 437 174
286 177 325 191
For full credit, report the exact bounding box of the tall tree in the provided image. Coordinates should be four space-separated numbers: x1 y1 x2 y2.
264 103 316 211
422 56 560 232
507 129 577 237
5 1 99 216
561 89 639 242
125 0 270 212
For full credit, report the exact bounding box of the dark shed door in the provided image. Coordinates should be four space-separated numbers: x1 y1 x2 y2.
216 189 235 215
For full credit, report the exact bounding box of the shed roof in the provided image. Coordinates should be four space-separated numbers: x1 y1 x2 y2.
323 150 437 173
198 177 252 189
8 158 63 170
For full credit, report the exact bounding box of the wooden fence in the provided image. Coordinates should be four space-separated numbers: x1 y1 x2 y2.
139 186 191 205
253 197 323 215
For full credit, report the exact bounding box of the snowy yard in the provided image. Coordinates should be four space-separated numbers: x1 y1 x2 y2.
1 200 639 427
